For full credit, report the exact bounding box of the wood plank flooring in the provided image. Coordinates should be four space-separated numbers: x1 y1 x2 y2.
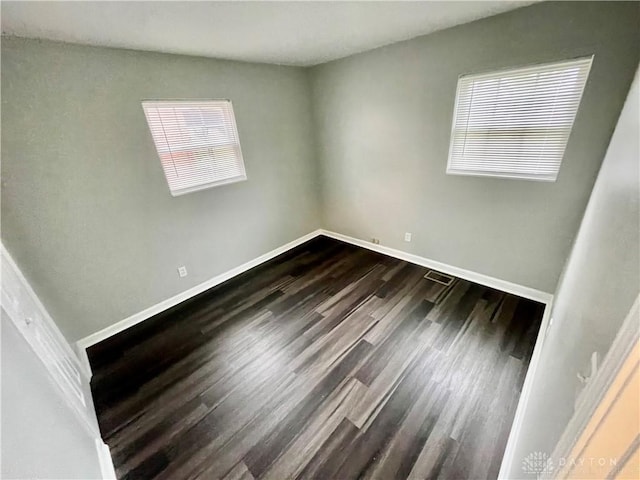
88 236 544 480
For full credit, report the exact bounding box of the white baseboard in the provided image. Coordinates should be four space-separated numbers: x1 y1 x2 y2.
76 229 323 350
75 226 553 480
317 229 554 480
95 439 117 480
75 342 94 377
77 227 553 351
319 229 553 304
498 301 553 479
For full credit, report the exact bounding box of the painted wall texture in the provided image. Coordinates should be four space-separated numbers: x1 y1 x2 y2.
1 37 321 341
2 2 638 345
1 313 103 479
1 4 639 477
310 1 639 293
508 68 639 479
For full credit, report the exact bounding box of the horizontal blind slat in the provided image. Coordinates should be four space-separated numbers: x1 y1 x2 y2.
142 100 246 195
447 56 592 181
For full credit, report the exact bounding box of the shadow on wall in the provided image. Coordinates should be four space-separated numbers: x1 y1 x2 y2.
506 67 639 479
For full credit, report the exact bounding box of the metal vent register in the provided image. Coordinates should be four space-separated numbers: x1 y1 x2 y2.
424 270 454 286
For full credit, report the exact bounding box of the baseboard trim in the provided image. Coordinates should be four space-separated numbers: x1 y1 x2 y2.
78 227 553 351
75 342 93 377
76 229 323 350
319 229 553 304
95 439 117 480
316 230 554 480
498 300 553 479
76 226 553 479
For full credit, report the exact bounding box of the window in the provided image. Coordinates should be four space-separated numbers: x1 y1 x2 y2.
142 100 246 196
447 56 593 181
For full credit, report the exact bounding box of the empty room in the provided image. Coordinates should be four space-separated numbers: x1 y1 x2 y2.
1 1 639 479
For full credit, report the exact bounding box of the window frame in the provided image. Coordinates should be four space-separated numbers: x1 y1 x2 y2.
142 99 247 196
445 56 593 182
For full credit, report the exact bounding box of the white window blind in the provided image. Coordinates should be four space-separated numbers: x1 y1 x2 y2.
142 100 246 196
447 56 593 181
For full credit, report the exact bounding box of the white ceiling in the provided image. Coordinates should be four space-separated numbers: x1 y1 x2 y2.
1 1 535 66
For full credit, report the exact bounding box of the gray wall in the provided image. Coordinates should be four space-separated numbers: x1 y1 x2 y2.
1 313 103 479
310 1 640 293
507 68 639 479
2 3 639 343
1 37 320 342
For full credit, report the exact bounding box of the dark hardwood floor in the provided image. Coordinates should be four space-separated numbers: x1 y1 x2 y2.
88 236 544 480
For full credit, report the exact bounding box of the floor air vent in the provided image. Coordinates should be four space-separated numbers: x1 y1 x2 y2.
424 270 454 286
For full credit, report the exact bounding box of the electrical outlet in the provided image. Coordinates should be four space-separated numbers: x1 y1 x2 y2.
404 232 412 242
177 266 188 278
371 238 380 245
